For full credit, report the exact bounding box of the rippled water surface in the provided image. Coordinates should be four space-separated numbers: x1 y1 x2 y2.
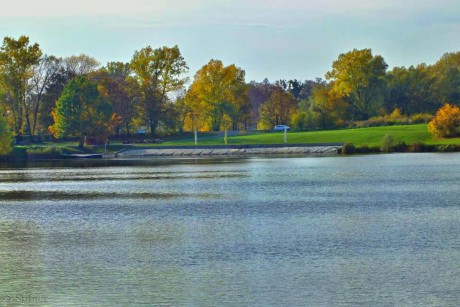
0 154 459 306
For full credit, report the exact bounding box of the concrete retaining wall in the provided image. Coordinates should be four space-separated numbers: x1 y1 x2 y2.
116 144 343 157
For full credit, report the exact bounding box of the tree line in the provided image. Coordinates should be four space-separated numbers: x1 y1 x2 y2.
1 35 460 147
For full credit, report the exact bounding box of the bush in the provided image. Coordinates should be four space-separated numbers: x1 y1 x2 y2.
408 142 422 152
356 145 380 154
349 110 433 128
358 144 369 153
407 142 436 152
392 141 408 152
380 134 394 152
437 144 460 152
428 103 460 138
341 143 355 155
411 113 433 124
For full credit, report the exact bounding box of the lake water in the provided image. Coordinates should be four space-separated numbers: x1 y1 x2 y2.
0 154 459 306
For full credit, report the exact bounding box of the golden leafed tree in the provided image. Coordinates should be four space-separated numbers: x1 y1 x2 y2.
185 59 248 131
428 103 460 138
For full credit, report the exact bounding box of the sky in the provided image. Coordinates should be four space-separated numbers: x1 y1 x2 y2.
0 0 459 82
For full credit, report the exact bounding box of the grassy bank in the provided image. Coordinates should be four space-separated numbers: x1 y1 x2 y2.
3 124 460 160
161 124 459 147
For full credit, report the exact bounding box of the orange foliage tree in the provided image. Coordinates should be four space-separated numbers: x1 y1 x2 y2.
428 103 460 138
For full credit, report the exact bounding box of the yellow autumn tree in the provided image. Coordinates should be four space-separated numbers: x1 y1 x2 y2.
185 59 249 132
428 103 460 138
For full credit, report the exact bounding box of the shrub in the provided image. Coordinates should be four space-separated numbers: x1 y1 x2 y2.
407 142 436 152
380 133 394 152
356 145 380 154
358 144 369 153
437 144 460 152
408 142 423 152
428 103 460 138
341 143 355 155
389 108 403 120
392 141 408 152
411 113 433 124
349 109 433 128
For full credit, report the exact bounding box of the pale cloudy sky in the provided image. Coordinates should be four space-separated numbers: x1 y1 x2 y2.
0 0 459 81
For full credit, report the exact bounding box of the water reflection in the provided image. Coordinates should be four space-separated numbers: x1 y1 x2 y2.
0 220 47 304
0 190 220 201
0 154 459 305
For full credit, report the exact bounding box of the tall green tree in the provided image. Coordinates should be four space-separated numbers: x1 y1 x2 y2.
387 65 436 114
326 48 388 120
130 45 188 136
49 76 117 147
430 52 460 105
0 35 42 134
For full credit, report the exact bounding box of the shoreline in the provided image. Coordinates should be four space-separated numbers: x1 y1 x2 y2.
3 141 460 162
116 143 344 157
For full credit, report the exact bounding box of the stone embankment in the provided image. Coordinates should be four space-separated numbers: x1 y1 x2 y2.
116 143 343 157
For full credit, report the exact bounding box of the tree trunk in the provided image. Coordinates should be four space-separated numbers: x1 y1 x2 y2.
78 135 85 148
24 112 32 135
125 120 131 136
149 118 158 137
14 106 23 135
32 92 44 135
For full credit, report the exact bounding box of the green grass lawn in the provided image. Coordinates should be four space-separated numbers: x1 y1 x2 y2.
160 124 460 147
